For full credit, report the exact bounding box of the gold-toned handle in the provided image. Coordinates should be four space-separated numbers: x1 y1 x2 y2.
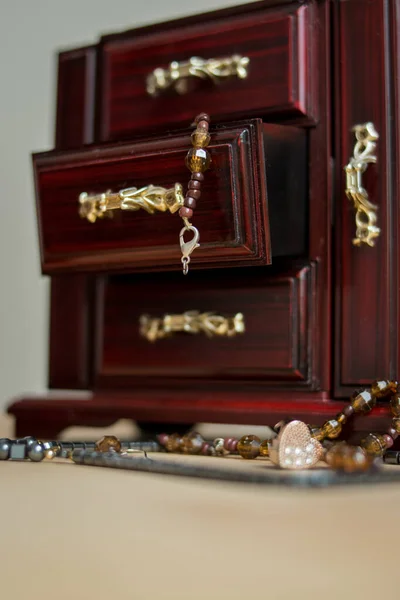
344 122 380 247
139 311 245 342
146 55 250 97
79 183 184 223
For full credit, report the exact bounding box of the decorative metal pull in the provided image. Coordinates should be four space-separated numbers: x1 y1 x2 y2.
146 55 250 97
344 122 380 247
79 183 184 223
139 311 245 342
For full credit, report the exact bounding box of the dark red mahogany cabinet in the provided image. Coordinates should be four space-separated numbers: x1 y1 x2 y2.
9 0 400 439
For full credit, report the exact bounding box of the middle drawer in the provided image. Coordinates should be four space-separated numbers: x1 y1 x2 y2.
34 119 307 274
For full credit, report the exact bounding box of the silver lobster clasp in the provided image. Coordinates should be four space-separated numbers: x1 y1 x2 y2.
179 223 200 275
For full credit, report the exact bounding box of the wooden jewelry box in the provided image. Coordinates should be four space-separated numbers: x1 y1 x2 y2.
8 0 400 439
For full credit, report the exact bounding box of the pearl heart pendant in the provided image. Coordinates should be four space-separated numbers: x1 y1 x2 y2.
269 420 324 470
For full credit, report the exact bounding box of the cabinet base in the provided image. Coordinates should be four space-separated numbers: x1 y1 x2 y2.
7 391 391 440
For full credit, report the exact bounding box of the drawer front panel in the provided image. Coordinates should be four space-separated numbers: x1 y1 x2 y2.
95 264 315 388
34 120 271 273
100 4 314 141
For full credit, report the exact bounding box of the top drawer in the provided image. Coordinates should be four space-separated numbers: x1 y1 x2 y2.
99 3 315 141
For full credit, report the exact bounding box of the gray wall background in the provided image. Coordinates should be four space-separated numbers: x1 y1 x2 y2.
0 0 254 410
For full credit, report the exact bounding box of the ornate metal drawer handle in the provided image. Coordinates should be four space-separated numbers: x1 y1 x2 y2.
146 55 250 97
344 122 380 247
139 311 245 342
79 183 184 223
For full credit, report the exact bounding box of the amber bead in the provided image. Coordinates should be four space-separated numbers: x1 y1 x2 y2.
322 419 342 439
179 206 193 219
310 426 325 442
259 440 270 457
237 435 261 459
95 435 122 453
185 148 211 172
360 433 387 456
188 180 202 190
326 444 372 472
390 394 400 417
184 197 197 209
186 188 201 200
191 172 204 182
181 431 204 455
336 412 348 426
391 417 400 433
388 426 399 439
191 130 211 148
165 433 182 453
351 389 376 413
371 380 398 399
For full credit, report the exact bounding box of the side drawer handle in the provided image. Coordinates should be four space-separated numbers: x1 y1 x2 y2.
79 183 184 223
139 311 245 342
146 55 250 97
344 122 380 247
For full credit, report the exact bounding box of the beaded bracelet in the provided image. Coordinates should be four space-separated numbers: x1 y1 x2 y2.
179 113 211 274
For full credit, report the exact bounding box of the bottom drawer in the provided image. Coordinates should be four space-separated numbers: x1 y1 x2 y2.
95 263 316 388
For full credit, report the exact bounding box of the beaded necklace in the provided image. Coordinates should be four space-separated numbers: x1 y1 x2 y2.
1 379 399 474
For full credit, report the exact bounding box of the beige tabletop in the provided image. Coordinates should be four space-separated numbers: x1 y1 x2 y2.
0 414 398 599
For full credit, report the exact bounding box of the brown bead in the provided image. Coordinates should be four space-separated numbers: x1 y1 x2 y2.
191 172 204 182
191 130 210 148
157 433 169 446
186 189 201 200
322 419 342 439
336 412 348 426
391 394 400 417
181 431 204 455
194 112 210 124
229 439 238 452
392 417 400 432
95 435 122 453
184 197 197 209
185 148 211 172
224 438 234 451
360 433 387 456
179 206 193 219
343 404 355 418
197 120 210 132
351 389 376 414
201 442 210 455
188 180 202 190
371 380 398 399
383 433 394 448
237 435 261 459
259 440 270 457
165 433 182 453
